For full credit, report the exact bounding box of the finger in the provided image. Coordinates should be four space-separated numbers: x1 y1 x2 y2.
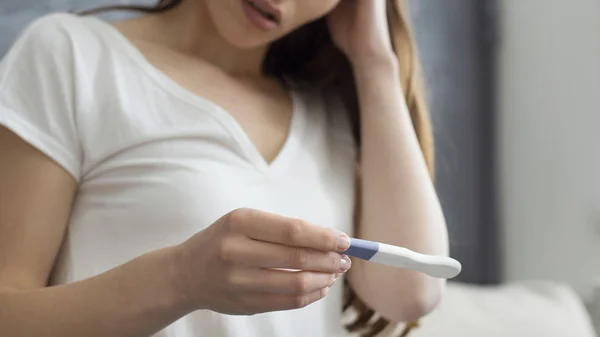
232 239 352 273
251 288 330 313
228 209 351 252
232 268 337 294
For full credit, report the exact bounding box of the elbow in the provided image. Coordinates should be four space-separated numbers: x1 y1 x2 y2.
398 281 444 322
349 261 448 323
378 278 446 323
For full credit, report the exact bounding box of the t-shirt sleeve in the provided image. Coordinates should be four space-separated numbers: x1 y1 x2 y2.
0 15 82 180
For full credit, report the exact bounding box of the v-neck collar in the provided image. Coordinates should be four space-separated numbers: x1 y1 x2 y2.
87 16 306 178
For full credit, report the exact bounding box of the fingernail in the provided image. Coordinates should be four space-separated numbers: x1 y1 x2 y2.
339 255 352 272
336 235 351 251
334 273 342 280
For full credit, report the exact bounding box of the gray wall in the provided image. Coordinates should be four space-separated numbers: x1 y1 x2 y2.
0 0 498 284
499 0 600 298
410 0 499 283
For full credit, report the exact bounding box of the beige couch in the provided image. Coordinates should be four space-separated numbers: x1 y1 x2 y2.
387 281 598 337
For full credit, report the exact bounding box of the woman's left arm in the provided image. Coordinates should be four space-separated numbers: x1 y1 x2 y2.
350 59 449 322
329 1 449 322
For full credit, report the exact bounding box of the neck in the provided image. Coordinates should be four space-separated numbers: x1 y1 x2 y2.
147 1 268 77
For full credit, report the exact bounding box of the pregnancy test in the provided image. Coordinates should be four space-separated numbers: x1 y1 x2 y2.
343 238 462 279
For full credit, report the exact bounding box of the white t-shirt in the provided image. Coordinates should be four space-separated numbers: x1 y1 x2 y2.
0 13 357 337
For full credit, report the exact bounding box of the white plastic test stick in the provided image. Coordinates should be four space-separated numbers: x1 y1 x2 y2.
343 238 462 279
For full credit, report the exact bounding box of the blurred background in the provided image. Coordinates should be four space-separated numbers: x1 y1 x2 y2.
1 0 599 336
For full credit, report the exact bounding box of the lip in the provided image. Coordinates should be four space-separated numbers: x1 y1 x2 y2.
241 0 282 31
248 0 282 23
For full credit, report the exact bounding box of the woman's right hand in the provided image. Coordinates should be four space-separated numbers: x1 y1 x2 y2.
176 208 353 315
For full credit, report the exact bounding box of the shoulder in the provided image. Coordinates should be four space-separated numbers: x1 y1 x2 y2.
0 12 121 97
3 13 107 66
0 13 108 117
10 13 88 53
1 14 92 92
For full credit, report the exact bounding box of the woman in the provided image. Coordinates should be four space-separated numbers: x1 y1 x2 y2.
0 0 449 336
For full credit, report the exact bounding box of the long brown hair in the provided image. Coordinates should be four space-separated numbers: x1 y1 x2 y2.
81 1 433 336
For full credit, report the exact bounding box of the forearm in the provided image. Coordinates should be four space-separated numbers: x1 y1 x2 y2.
354 61 448 254
0 246 192 337
349 60 448 321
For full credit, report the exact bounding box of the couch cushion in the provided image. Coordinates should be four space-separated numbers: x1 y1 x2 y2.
409 281 597 337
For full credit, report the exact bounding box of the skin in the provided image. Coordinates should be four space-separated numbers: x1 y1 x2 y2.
0 0 449 335
329 1 449 320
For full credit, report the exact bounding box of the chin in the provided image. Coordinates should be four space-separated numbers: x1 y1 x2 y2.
218 26 274 50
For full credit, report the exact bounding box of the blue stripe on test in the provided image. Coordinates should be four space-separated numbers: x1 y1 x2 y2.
343 238 379 260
